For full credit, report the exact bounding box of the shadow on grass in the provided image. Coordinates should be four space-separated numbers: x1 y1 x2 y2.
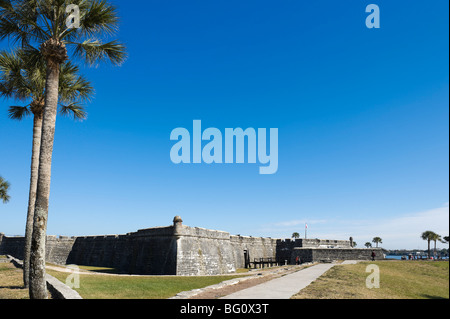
421 294 448 300
0 285 25 290
75 265 121 274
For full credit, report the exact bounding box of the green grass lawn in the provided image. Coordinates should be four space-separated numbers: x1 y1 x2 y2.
292 260 449 299
6 258 448 299
0 261 28 299
47 269 248 299
2 257 249 299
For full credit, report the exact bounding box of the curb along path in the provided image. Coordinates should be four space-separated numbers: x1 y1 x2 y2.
6 255 82 299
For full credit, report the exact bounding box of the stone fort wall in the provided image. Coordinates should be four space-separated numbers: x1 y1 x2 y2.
291 247 385 263
0 217 382 276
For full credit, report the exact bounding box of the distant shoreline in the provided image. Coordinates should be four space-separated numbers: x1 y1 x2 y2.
386 255 449 260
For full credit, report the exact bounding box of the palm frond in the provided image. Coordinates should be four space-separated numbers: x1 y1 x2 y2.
8 105 31 120
19 44 45 68
72 38 126 66
58 101 87 120
58 64 94 103
0 48 41 100
61 0 119 40
0 0 49 45
1 0 127 67
0 49 31 100
1 46 94 111
0 49 22 74
0 175 11 203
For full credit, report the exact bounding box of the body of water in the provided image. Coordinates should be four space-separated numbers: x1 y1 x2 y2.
386 255 403 260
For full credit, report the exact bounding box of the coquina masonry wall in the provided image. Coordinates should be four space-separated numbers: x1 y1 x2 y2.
1 218 383 276
66 227 178 275
291 247 385 263
230 236 278 268
175 228 281 275
175 226 236 276
0 228 178 275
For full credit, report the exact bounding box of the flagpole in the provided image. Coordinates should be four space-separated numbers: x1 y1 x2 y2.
305 223 307 239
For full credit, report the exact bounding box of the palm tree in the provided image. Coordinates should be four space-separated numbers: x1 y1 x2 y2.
0 176 10 203
421 231 436 259
365 242 372 248
0 0 126 299
0 47 93 288
372 237 382 248
431 233 442 258
292 232 300 239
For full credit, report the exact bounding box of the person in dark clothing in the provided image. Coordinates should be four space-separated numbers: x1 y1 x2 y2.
371 251 376 261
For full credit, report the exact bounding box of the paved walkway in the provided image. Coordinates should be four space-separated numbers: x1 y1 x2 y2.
221 262 343 299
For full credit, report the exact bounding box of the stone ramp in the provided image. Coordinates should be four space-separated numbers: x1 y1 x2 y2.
221 263 337 299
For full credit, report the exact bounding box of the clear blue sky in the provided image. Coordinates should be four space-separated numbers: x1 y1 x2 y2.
0 0 448 250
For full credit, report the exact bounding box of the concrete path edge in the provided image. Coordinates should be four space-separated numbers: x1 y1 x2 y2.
6 255 82 299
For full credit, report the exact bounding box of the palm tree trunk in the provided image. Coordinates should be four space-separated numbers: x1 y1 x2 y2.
427 240 431 259
29 63 60 299
23 112 43 288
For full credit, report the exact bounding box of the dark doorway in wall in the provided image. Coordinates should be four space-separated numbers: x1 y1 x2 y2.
244 250 250 269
